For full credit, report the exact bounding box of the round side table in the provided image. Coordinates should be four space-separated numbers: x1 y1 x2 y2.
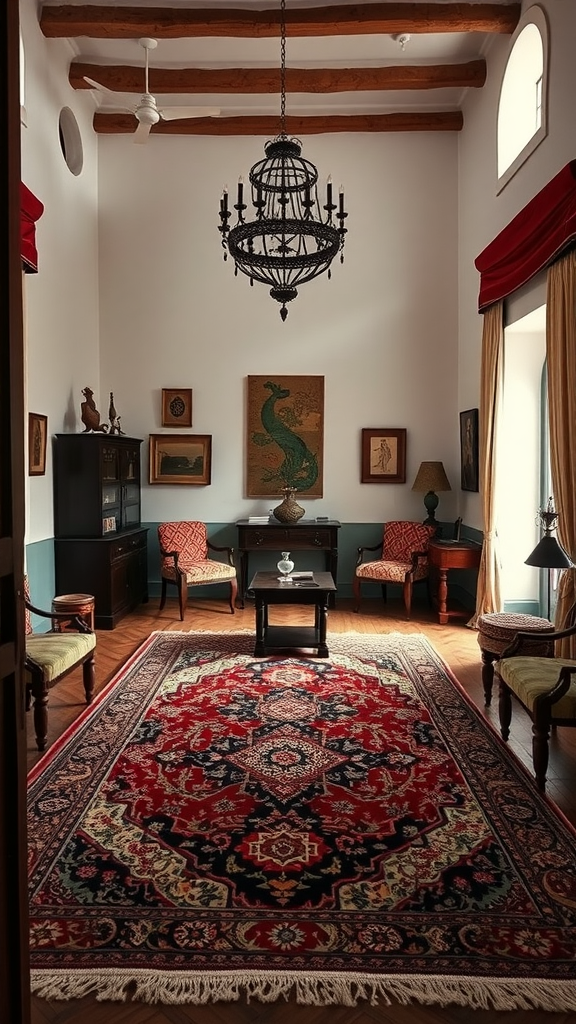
51 593 95 632
476 611 555 706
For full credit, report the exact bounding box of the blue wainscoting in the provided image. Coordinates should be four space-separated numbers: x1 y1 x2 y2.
145 521 383 602
25 537 56 632
25 521 484 625
144 520 483 612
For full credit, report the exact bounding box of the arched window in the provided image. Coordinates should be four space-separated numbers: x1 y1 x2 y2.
497 6 548 189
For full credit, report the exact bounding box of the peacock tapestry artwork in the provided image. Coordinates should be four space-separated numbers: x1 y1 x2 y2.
246 375 324 499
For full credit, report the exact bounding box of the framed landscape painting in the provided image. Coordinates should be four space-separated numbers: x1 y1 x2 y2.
246 375 324 498
361 428 407 484
149 434 211 485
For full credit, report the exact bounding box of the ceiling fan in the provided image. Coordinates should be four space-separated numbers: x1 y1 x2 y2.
84 37 221 143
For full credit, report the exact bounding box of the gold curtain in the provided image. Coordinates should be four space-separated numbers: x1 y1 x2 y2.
468 301 504 627
546 250 576 656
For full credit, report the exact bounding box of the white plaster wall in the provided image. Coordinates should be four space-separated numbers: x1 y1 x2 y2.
457 0 576 532
22 0 576 547
97 131 459 525
20 0 100 543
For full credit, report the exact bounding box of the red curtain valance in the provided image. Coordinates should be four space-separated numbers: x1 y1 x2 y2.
21 182 44 274
475 161 576 311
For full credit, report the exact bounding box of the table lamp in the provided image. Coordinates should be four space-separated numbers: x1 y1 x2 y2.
524 497 574 620
412 461 452 525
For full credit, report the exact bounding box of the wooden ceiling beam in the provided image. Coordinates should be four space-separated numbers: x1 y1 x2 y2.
93 110 464 135
42 4 521 40
73 60 486 93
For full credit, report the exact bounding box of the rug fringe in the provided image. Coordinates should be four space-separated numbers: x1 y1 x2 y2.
30 969 576 1011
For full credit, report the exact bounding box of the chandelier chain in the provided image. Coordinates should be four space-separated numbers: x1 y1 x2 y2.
217 0 348 320
280 0 286 135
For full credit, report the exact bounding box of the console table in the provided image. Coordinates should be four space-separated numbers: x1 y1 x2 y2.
236 519 341 608
428 539 482 624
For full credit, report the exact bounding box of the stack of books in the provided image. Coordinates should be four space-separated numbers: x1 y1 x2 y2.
248 515 270 524
289 571 318 587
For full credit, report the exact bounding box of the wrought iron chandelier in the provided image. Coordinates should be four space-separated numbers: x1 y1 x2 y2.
217 0 348 321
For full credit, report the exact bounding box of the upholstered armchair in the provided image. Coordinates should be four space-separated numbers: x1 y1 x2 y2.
353 520 436 619
158 520 238 620
494 603 576 791
24 576 96 751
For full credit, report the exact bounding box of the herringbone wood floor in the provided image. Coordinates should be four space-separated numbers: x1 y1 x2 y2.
28 595 576 1024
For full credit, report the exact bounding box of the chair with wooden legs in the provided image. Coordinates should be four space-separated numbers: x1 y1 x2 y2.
495 602 576 791
24 575 96 751
158 520 238 621
353 520 436 620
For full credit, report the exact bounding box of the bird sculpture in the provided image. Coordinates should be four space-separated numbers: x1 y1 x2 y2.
108 392 124 435
80 387 108 433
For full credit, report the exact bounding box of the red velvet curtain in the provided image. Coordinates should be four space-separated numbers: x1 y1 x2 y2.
475 161 576 311
21 182 44 273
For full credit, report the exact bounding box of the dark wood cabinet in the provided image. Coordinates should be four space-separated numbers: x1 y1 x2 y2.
55 530 148 629
53 434 148 628
53 433 142 537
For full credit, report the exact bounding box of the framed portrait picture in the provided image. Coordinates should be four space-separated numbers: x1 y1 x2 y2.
460 408 479 492
246 375 324 498
361 428 407 484
28 412 48 476
161 388 192 428
149 434 211 485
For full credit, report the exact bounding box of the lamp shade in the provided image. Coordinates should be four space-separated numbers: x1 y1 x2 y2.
525 535 574 569
412 461 452 493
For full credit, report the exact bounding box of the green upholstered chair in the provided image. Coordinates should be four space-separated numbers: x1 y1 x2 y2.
24 576 96 752
158 521 238 621
495 603 576 791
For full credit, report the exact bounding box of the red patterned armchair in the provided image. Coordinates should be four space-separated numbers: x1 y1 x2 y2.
158 521 238 620
353 520 436 620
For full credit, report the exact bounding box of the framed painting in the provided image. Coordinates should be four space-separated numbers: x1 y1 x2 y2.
460 408 479 492
361 428 407 484
149 434 211 485
161 388 192 428
28 412 48 476
246 375 324 498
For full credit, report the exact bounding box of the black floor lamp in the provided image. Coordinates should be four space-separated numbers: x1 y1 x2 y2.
525 498 574 621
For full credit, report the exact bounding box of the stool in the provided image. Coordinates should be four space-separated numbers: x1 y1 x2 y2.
51 593 95 632
477 612 555 706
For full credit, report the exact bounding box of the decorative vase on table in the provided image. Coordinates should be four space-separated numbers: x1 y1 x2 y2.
272 486 305 524
277 552 295 580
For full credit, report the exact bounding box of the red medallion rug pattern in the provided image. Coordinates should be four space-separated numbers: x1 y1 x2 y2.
27 631 576 1011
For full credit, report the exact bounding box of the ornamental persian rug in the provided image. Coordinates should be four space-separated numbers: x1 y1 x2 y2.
27 631 576 1011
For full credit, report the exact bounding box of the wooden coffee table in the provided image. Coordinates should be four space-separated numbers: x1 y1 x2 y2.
249 570 336 657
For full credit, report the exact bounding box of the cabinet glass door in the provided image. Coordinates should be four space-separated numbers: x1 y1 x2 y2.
123 482 139 504
102 483 120 508
122 504 140 528
101 446 120 481
122 447 140 483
